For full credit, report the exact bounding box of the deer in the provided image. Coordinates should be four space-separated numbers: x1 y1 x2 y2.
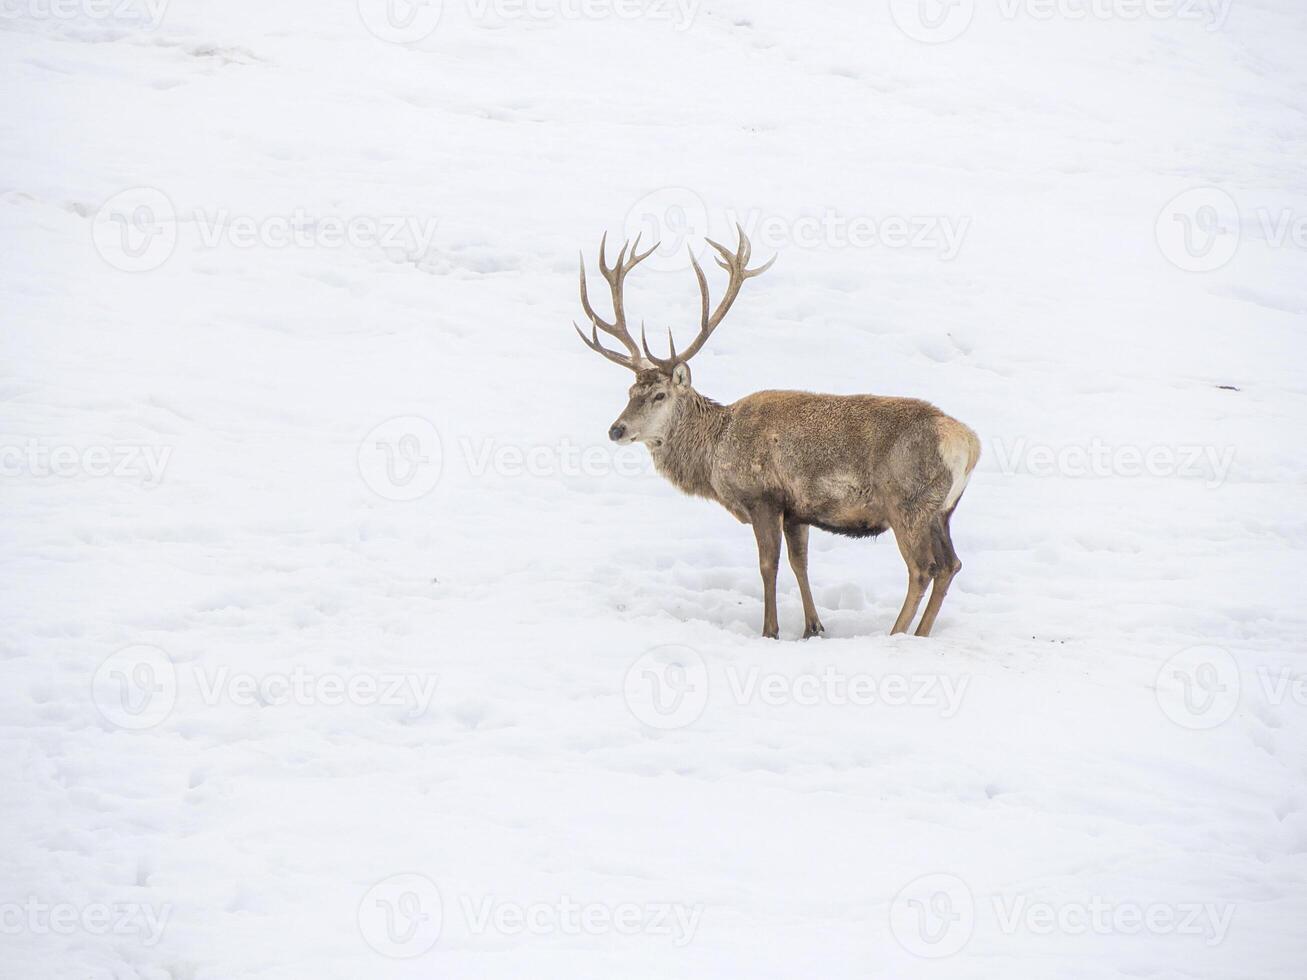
573 226 980 639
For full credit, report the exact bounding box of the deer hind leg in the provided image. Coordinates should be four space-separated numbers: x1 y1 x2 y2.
890 523 934 635
914 514 963 638
751 507 783 639
783 517 825 638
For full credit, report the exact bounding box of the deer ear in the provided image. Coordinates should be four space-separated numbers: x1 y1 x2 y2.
671 362 692 387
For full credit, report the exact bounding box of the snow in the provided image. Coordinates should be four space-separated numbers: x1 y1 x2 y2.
2 1 1306 977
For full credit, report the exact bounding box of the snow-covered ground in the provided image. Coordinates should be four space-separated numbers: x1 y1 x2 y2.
2 0 1306 976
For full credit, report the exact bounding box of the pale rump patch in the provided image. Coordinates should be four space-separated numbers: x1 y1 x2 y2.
937 418 981 512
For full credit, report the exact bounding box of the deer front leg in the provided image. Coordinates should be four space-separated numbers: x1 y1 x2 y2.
751 507 783 639
783 518 824 638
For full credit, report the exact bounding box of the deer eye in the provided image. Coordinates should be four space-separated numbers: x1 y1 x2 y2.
653 392 666 402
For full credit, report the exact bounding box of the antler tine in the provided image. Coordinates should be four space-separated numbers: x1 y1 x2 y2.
627 234 658 270
745 251 778 278
640 322 679 373
668 226 775 368
578 250 614 335
574 319 639 370
576 231 660 372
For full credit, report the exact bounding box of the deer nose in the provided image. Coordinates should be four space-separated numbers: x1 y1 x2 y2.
608 423 626 442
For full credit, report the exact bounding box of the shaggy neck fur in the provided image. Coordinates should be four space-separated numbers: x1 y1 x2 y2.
649 388 731 501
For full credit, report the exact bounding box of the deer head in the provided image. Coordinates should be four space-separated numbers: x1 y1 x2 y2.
573 225 775 446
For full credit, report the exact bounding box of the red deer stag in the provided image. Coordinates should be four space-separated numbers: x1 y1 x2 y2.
573 227 979 638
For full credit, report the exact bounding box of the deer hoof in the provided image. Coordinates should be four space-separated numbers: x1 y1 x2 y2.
803 622 826 639
761 625 779 640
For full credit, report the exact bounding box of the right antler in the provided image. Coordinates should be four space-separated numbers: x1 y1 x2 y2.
574 232 658 372
641 224 775 374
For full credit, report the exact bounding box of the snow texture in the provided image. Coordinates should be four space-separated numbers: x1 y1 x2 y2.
2 0 1305 977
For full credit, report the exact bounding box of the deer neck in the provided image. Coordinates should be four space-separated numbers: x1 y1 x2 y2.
649 391 730 500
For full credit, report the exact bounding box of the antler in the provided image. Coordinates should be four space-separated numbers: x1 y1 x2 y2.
641 224 775 374
573 232 658 372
